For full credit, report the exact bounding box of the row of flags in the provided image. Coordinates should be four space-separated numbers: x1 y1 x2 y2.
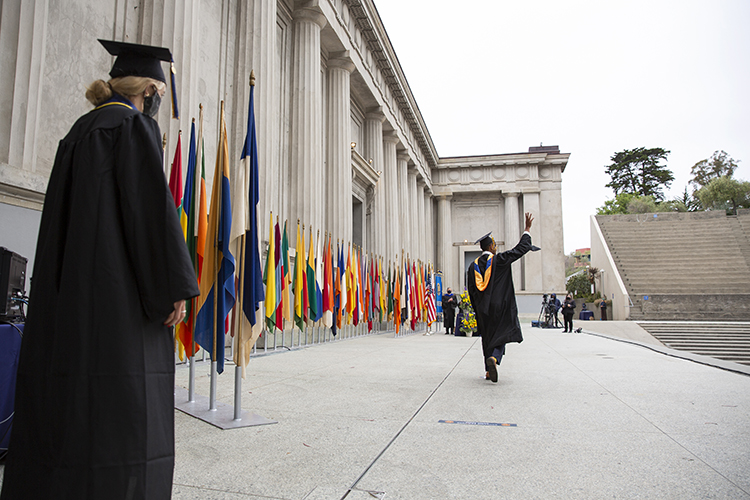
167 87 264 375
261 217 438 337
165 75 437 376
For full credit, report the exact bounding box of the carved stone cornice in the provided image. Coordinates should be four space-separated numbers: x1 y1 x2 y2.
342 0 438 169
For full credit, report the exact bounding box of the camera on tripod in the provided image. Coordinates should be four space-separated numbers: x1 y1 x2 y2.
537 293 558 328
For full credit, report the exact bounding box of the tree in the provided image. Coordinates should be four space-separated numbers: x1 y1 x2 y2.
626 196 661 214
696 176 750 215
690 150 739 189
566 272 590 298
596 192 639 215
596 193 672 215
667 186 702 212
604 147 674 201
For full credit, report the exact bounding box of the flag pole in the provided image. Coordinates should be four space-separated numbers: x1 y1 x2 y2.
187 116 198 402
233 229 247 420
210 101 224 412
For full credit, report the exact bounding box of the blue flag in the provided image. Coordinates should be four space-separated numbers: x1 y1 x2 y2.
242 83 265 327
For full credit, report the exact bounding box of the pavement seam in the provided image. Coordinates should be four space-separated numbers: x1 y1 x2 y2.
172 481 291 499
338 337 481 500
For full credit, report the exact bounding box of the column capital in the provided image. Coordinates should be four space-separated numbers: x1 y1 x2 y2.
328 51 356 73
383 131 400 144
503 191 520 198
397 151 410 163
436 192 453 201
293 5 327 28
365 107 386 123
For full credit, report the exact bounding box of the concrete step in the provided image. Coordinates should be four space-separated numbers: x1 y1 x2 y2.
636 321 750 365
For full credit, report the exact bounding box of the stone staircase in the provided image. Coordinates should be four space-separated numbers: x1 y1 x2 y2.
596 210 750 321
637 321 750 366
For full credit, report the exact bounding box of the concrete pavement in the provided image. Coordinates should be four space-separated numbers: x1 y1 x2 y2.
169 319 750 499
2 319 748 498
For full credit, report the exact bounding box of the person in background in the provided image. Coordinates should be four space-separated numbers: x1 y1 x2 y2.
441 287 457 335
0 40 199 500
600 298 608 320
467 213 535 383
562 293 577 333
550 292 562 327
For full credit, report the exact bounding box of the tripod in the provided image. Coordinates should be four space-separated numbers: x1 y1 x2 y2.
538 301 555 328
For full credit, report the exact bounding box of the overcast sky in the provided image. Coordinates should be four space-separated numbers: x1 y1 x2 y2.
372 0 750 254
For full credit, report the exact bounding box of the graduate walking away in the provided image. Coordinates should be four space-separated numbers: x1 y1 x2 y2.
0 40 199 500
467 213 535 383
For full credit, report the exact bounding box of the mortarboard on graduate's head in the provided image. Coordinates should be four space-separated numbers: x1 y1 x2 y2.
98 39 179 118
475 232 494 252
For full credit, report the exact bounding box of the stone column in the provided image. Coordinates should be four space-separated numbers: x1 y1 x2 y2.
540 184 565 293
417 177 426 261
504 191 521 289
436 194 453 289
0 0 49 193
425 188 434 264
522 191 542 292
289 6 327 233
383 131 400 261
326 53 355 244
363 108 385 256
138 0 203 169
397 152 410 260
408 166 419 258
253 0 278 240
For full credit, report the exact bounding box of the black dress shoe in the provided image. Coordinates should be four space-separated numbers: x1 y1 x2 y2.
485 357 498 383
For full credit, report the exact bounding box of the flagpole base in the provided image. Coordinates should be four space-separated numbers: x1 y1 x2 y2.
174 386 277 429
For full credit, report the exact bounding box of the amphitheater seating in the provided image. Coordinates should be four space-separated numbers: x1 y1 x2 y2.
595 209 750 321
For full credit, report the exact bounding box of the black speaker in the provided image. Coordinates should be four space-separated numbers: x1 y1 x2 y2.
0 247 27 321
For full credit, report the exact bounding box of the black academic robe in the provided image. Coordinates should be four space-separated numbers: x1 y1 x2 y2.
0 96 199 500
467 233 532 360
442 293 456 328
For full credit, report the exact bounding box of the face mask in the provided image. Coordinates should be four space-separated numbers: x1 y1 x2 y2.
142 91 161 118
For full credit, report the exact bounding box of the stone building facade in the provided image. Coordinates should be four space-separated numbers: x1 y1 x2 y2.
0 0 568 311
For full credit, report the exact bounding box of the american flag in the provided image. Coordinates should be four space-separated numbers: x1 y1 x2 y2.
425 272 437 325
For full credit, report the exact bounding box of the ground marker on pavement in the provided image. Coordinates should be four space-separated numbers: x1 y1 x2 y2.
439 420 517 427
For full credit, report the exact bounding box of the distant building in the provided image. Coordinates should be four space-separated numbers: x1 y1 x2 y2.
574 248 591 267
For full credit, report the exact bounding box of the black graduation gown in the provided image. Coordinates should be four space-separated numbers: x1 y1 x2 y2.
441 293 456 328
0 97 199 500
467 233 532 360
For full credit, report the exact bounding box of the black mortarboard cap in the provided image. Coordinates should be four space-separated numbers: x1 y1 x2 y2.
98 39 179 118
475 232 493 246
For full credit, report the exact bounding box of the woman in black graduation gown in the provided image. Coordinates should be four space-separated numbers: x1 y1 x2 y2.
0 41 199 500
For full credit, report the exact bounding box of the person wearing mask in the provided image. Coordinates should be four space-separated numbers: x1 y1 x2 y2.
0 40 199 500
550 292 562 327
441 287 457 335
562 293 577 333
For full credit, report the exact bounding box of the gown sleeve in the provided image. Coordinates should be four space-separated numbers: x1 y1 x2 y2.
493 233 532 267
114 113 200 322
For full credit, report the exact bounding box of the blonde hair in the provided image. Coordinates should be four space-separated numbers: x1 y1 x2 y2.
85 76 166 106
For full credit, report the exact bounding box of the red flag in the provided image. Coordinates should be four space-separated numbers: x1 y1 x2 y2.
168 132 183 208
322 233 333 327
